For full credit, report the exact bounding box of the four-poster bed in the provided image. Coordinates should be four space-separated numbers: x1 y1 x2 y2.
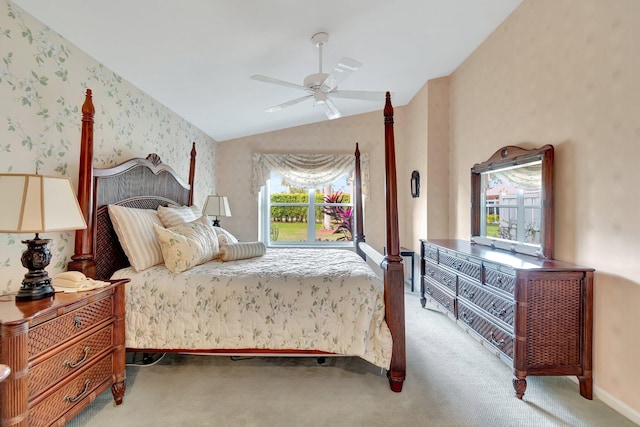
69 89 406 393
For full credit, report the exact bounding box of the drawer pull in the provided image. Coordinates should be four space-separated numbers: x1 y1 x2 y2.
489 304 507 317
461 288 475 299
462 313 474 325
63 346 90 369
64 379 91 403
427 268 435 277
425 286 433 296
73 316 83 330
440 297 450 308
489 331 505 348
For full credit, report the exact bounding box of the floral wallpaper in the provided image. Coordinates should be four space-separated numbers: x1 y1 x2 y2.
0 1 216 294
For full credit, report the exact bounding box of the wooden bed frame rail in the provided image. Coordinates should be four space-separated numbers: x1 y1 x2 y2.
69 89 406 392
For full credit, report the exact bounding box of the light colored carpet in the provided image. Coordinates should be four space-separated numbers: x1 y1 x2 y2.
68 290 636 427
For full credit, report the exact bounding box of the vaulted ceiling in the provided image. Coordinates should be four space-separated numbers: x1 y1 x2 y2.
12 0 523 141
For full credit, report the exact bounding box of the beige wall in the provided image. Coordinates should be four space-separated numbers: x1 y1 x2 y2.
449 0 640 419
216 109 404 253
398 76 450 254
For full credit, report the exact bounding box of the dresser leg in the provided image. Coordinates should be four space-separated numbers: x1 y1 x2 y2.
578 374 593 400
513 376 527 399
112 381 126 405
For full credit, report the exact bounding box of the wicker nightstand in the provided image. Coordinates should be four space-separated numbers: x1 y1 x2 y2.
0 279 128 426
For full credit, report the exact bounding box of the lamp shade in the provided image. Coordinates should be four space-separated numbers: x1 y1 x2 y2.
0 174 87 233
202 195 231 218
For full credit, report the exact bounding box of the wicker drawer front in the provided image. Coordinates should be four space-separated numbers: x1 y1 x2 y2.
484 266 516 294
28 326 113 399
29 296 113 358
423 278 456 316
439 251 481 281
458 278 514 328
28 355 112 427
423 243 438 262
458 302 514 360
424 262 457 293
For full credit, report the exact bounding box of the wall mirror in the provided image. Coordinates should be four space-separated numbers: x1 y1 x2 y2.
471 145 554 259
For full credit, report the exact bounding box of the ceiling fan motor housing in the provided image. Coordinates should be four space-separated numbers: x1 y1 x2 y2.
304 73 329 90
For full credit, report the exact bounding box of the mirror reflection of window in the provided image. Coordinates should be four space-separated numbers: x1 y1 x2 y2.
481 162 542 245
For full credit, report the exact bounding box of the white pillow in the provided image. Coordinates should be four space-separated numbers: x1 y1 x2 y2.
219 241 266 262
154 216 220 274
157 205 198 228
108 204 164 271
213 226 239 244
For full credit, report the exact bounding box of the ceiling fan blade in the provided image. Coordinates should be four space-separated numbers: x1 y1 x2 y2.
320 57 362 92
265 95 313 113
329 90 390 102
321 97 342 120
251 75 306 91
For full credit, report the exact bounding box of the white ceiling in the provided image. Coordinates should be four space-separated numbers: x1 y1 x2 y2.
12 0 522 142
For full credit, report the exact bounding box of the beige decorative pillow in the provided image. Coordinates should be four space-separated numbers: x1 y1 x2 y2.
213 226 239 244
108 204 165 271
219 241 266 262
154 216 220 274
157 205 198 228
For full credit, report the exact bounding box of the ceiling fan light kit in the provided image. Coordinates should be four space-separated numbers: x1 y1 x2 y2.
251 32 388 120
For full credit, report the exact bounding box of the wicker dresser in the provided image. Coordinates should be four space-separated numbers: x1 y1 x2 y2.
420 239 594 399
0 279 128 426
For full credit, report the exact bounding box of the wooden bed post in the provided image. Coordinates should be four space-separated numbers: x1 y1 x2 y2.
68 89 96 277
354 143 366 260
383 92 406 392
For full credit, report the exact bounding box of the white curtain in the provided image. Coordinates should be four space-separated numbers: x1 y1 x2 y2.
494 164 541 190
252 152 370 196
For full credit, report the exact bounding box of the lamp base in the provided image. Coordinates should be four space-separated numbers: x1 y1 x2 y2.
16 235 55 301
212 218 221 227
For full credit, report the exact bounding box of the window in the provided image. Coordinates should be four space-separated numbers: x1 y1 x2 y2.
259 171 354 247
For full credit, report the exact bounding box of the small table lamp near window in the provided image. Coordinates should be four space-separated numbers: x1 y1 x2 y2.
203 195 231 227
0 174 87 301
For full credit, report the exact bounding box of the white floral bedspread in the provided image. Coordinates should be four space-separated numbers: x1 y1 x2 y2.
112 248 392 369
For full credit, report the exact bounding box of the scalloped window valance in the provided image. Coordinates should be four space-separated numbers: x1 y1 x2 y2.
251 152 369 196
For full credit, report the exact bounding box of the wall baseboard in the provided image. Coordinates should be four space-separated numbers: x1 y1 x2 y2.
566 376 640 424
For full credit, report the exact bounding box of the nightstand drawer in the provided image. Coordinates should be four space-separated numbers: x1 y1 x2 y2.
28 295 113 358
28 325 113 399
28 354 113 427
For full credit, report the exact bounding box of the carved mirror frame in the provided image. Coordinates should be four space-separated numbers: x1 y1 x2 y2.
471 145 554 259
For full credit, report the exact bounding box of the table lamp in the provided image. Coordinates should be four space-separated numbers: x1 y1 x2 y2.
202 195 231 227
0 174 87 301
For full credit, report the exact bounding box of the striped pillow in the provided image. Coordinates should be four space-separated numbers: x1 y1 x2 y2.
108 204 165 271
157 205 198 228
219 241 266 261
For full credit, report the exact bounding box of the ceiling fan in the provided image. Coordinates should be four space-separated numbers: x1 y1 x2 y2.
251 32 387 120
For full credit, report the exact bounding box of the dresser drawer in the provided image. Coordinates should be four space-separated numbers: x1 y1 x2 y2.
423 278 456 317
484 265 516 294
28 325 113 400
458 302 514 360
28 295 113 358
422 242 438 262
438 250 481 281
457 278 514 328
424 261 457 293
28 354 113 427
